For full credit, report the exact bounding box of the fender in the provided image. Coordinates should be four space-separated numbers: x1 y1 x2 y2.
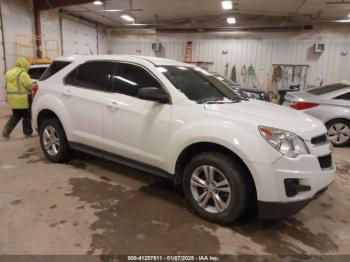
32 92 74 141
165 119 282 190
166 119 281 172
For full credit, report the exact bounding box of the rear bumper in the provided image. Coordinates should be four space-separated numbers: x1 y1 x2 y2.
258 186 328 220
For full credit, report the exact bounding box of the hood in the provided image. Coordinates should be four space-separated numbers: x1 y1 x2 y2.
15 57 30 72
203 100 326 140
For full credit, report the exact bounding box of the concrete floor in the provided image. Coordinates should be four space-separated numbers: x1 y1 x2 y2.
0 104 349 256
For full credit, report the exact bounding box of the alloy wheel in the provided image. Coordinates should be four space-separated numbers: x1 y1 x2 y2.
190 165 231 214
42 126 60 156
327 123 350 145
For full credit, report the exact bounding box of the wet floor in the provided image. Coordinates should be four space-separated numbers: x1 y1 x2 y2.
0 104 349 255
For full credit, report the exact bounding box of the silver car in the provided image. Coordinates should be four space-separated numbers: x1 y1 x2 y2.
283 83 350 147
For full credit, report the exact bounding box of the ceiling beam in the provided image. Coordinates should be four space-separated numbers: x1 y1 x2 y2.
33 0 94 11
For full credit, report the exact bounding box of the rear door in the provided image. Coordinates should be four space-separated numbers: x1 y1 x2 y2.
103 62 171 169
63 61 115 149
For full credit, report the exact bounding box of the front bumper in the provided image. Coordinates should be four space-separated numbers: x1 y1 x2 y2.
248 141 336 219
258 186 329 220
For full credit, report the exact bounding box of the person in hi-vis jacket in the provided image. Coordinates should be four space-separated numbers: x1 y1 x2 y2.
2 57 33 138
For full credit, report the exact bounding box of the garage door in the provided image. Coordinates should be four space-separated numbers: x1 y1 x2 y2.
0 17 6 103
61 18 97 56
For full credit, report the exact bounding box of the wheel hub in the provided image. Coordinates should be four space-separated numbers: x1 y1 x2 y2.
42 126 60 156
190 165 231 214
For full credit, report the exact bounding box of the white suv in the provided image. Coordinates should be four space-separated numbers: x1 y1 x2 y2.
32 55 336 223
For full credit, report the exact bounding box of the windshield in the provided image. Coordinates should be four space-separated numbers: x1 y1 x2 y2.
158 66 241 104
308 83 349 95
212 73 239 87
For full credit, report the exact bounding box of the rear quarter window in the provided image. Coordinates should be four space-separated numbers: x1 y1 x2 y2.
28 67 48 80
40 61 71 81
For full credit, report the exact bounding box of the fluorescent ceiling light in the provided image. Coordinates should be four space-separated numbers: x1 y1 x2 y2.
336 18 350 22
227 17 236 24
103 9 123 12
93 1 103 5
114 76 137 86
121 14 134 22
221 1 233 10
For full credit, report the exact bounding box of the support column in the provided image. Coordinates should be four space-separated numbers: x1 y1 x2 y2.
33 0 42 58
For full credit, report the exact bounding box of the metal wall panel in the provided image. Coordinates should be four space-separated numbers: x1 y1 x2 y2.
0 3 6 103
0 0 32 102
109 35 350 90
62 17 97 56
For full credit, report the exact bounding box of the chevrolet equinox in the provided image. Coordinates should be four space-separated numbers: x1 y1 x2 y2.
32 55 336 223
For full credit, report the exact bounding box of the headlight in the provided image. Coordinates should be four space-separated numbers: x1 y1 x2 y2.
259 126 309 158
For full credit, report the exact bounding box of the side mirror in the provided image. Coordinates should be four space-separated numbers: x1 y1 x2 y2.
138 87 169 103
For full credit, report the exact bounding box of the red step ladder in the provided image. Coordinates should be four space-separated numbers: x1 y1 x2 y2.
184 41 193 62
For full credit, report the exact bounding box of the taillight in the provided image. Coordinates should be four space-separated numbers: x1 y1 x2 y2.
290 102 319 110
32 83 38 98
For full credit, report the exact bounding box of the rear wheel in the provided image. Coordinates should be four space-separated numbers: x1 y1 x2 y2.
326 119 350 147
39 118 70 162
183 152 249 224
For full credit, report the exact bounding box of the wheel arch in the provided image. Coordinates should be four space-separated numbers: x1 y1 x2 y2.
325 117 350 127
174 142 257 202
37 109 63 130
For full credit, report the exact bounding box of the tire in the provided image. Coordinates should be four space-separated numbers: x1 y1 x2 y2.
326 119 350 147
39 118 70 163
183 152 249 224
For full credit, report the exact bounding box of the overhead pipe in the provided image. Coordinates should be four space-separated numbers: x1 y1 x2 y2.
33 0 94 11
155 26 312 33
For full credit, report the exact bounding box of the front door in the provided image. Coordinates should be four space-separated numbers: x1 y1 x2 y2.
103 62 171 169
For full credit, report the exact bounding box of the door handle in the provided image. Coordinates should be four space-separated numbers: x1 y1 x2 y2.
107 100 119 110
62 90 72 98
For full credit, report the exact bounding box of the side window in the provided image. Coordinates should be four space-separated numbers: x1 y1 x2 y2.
113 63 161 97
65 68 78 86
65 61 115 92
335 92 350 100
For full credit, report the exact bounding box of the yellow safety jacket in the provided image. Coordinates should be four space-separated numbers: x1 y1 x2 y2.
6 57 32 109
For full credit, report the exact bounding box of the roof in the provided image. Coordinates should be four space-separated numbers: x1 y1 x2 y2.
54 55 83 62
134 56 191 67
53 54 191 67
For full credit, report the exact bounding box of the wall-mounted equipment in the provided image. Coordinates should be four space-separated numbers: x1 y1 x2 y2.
314 43 325 54
152 43 161 52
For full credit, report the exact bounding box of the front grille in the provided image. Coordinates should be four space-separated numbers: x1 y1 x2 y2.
318 154 333 170
311 134 328 145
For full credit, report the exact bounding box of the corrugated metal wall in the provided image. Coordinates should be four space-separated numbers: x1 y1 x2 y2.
1 0 33 69
0 0 33 102
0 2 6 103
110 35 350 90
62 17 98 56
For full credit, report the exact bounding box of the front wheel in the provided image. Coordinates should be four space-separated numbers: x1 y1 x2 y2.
326 119 350 147
183 152 249 224
39 118 70 162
